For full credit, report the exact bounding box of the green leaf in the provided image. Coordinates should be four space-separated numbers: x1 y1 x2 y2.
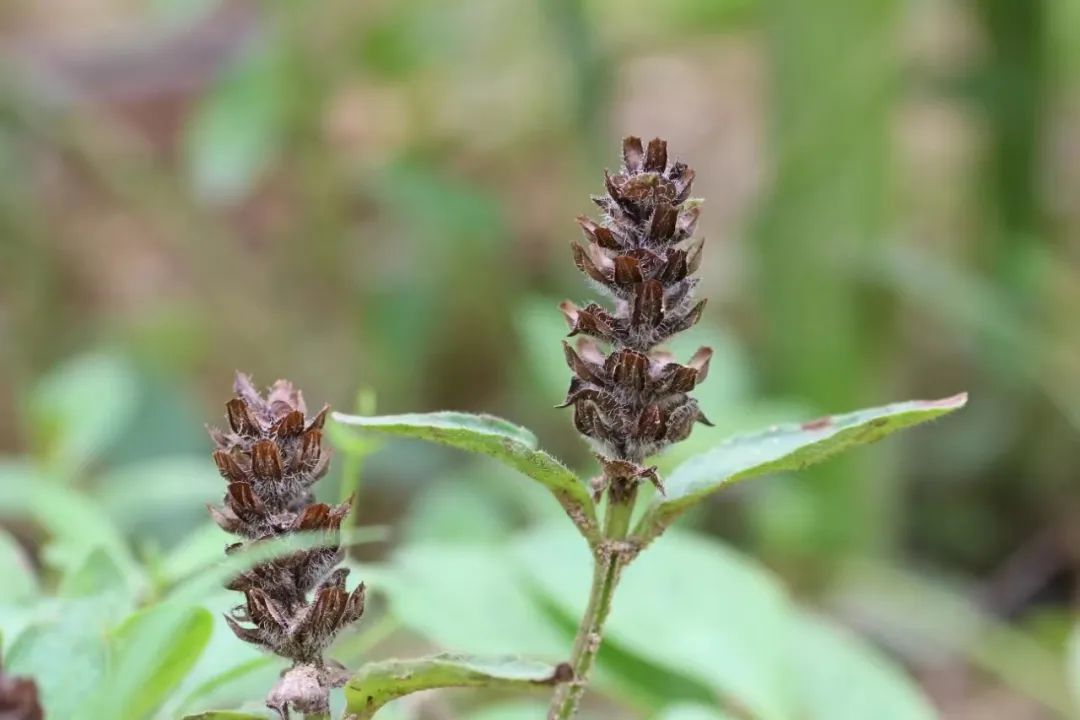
380 544 569 657
790 613 935 720
635 394 967 544
98 455 222 546
0 460 141 586
109 605 215 719
27 353 138 474
516 524 796 720
182 712 270 720
58 547 133 622
332 411 599 544
5 607 109 719
344 653 571 718
0 529 38 602
656 705 740 720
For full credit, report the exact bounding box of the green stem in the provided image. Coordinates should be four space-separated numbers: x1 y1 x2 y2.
548 488 636 719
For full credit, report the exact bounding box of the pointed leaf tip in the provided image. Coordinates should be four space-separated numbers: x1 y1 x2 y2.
634 393 967 545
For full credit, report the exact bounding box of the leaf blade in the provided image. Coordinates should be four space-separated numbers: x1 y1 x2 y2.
635 394 967 544
332 411 599 543
344 653 571 718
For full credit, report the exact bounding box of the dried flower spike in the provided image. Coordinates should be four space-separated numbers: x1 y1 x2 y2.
0 665 43 720
561 137 712 499
209 373 364 719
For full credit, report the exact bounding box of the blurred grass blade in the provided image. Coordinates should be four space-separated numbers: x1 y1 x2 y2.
634 394 967 545
110 605 215 720
344 653 572 718
332 412 599 544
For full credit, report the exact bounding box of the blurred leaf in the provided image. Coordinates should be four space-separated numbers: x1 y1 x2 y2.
517 524 796 720
157 522 233 586
404 479 513 543
656 705 739 720
5 607 109 719
0 530 37 602
635 394 968 544
185 42 286 204
380 544 569 657
110 605 215 720
27 353 138 475
175 655 278 717
0 460 141 586
344 653 571 717
790 613 934 720
516 296 582 407
59 547 127 600
182 713 270 720
98 455 221 544
332 412 599 543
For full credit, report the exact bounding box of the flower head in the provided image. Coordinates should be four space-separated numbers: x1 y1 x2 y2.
561 137 712 498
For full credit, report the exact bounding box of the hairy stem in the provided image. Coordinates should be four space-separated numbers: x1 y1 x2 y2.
548 487 637 719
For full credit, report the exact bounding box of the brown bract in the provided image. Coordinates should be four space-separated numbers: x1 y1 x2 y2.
209 373 365 718
561 137 713 494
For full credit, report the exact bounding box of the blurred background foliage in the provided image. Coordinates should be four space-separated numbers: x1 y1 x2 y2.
0 0 1078 718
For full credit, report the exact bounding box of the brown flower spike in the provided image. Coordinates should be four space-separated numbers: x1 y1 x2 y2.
561 137 712 500
209 373 364 718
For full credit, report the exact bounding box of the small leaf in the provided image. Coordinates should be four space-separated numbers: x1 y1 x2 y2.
182 712 271 720
58 547 131 615
344 653 572 718
27 353 138 474
184 43 286 204
635 394 967 544
790 613 936 720
332 411 599 544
